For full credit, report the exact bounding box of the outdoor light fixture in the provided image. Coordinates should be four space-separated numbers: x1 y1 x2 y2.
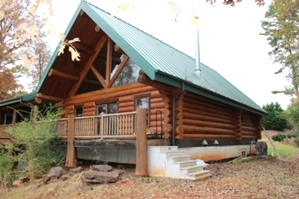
202 140 208 145
213 140 219 145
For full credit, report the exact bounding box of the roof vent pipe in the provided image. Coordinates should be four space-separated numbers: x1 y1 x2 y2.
194 28 201 77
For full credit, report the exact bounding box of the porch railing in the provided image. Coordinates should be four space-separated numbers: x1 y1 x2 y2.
59 111 137 139
0 111 138 140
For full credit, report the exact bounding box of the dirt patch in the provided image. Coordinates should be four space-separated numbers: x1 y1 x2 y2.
1 156 299 199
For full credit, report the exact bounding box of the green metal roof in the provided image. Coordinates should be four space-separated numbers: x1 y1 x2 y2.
0 0 266 115
0 92 37 107
83 1 265 115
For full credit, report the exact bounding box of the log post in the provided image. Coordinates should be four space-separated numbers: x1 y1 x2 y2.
135 108 148 177
65 115 77 167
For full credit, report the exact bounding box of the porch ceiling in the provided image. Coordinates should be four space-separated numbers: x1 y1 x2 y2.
38 12 108 99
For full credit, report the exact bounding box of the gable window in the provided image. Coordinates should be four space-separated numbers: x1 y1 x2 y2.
75 106 83 117
112 56 140 87
135 95 150 127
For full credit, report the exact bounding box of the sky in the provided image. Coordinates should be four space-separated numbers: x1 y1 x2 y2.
49 0 291 110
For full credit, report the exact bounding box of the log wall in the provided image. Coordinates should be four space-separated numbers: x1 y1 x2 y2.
63 83 171 136
180 92 261 140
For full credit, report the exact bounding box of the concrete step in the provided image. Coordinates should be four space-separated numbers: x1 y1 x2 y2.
168 155 190 163
164 150 184 157
181 164 206 173
187 170 211 180
174 160 197 167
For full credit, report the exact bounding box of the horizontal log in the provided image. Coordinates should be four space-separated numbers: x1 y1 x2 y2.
84 102 95 108
183 112 234 125
181 134 235 139
163 123 172 134
184 95 232 116
118 107 135 113
183 107 234 122
241 126 257 132
183 102 233 119
36 93 64 102
48 68 79 81
150 90 162 98
65 83 154 105
118 101 134 108
119 95 134 103
182 119 235 130
183 125 235 135
150 97 162 103
151 102 165 109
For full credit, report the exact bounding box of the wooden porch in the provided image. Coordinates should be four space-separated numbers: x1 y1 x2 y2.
0 109 162 142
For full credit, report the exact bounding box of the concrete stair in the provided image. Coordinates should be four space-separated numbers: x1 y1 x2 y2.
147 146 211 180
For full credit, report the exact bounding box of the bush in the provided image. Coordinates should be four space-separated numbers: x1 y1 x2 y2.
272 134 286 142
287 134 293 138
6 103 66 180
294 138 299 147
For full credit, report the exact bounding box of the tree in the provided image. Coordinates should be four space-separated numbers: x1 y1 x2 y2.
261 102 287 130
0 0 52 99
261 0 299 102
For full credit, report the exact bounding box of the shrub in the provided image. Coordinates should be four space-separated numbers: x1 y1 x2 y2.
287 134 293 138
294 138 299 147
6 103 66 180
272 134 286 142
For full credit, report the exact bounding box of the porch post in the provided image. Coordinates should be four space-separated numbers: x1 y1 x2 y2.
65 115 77 167
135 108 148 177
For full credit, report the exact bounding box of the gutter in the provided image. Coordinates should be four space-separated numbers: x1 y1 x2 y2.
172 82 185 146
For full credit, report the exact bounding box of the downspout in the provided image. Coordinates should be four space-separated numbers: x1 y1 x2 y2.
172 82 185 146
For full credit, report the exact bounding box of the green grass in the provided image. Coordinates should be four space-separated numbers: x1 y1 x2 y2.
265 140 298 158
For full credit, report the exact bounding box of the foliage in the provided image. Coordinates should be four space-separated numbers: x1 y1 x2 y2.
0 143 15 187
283 103 299 131
294 137 299 146
0 0 52 99
58 35 81 62
6 103 66 180
272 133 286 142
261 102 287 130
261 0 299 101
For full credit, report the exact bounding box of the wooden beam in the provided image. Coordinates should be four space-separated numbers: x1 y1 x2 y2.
72 42 94 55
108 55 130 87
83 78 102 86
48 68 79 81
36 93 64 102
106 38 112 87
91 65 107 88
68 35 108 97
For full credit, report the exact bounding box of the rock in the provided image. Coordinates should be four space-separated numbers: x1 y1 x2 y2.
92 165 112 172
12 177 29 188
44 167 66 184
255 141 268 156
82 170 119 184
71 166 82 174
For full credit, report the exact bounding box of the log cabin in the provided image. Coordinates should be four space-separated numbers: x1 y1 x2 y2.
0 1 266 178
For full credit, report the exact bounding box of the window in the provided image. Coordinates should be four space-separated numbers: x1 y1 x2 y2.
97 101 118 115
75 106 83 117
135 95 150 127
4 114 13 124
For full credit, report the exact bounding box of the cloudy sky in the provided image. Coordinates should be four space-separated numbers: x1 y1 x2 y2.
50 0 291 109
